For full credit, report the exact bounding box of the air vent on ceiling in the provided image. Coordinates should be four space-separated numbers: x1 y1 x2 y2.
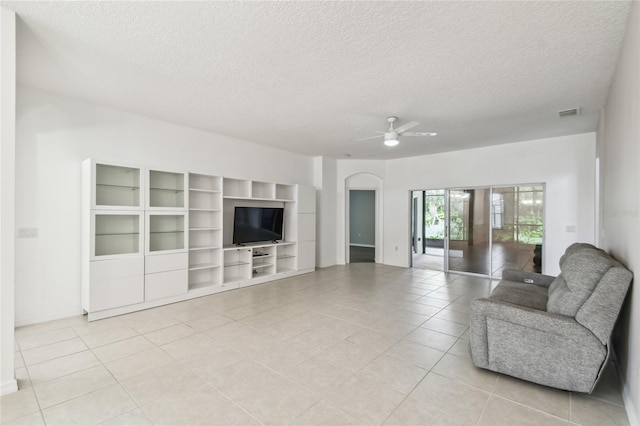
558 107 582 117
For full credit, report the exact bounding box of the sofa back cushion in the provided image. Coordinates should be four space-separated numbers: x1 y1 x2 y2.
576 260 633 344
547 248 615 317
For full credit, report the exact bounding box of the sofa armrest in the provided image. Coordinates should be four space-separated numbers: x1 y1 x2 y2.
469 298 608 393
470 297 604 367
501 269 555 288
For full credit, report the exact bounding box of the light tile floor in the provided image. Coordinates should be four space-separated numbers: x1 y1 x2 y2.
1 264 630 425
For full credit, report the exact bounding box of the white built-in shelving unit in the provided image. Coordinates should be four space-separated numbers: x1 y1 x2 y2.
82 161 145 314
188 173 223 291
82 159 316 321
144 168 188 302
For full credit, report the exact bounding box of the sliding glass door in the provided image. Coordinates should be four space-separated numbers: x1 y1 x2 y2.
491 185 544 277
411 184 544 278
411 190 446 270
447 188 491 276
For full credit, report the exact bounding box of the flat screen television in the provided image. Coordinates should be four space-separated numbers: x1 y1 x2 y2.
232 207 284 244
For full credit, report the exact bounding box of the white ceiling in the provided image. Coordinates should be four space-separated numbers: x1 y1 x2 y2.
2 1 631 160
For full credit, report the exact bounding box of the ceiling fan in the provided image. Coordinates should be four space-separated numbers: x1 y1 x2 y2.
356 117 437 146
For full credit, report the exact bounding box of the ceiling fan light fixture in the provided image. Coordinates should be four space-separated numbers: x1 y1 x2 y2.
384 138 399 147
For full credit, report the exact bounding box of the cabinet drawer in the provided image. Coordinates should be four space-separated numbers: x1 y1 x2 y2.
145 269 188 301
145 252 188 274
90 257 144 282
90 275 144 312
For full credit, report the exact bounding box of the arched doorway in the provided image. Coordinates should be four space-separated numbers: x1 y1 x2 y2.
345 173 383 264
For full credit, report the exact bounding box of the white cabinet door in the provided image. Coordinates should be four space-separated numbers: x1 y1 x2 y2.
91 211 144 260
145 269 188 301
89 257 144 311
146 212 188 255
297 241 316 271
84 159 144 210
90 257 144 281
298 213 316 242
146 168 188 210
146 252 188 274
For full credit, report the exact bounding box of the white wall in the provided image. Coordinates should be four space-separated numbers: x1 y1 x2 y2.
313 156 337 267
599 1 640 423
1 7 17 395
15 87 314 326
337 133 596 275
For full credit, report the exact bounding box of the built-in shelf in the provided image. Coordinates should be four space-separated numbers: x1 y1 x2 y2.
252 263 272 270
84 161 314 322
148 170 186 209
277 254 296 260
189 263 220 271
92 212 143 259
189 245 219 251
224 260 251 267
188 173 223 290
253 254 274 259
93 162 142 209
223 196 295 202
96 183 140 190
189 188 221 194
147 213 187 253
188 281 221 291
96 232 139 237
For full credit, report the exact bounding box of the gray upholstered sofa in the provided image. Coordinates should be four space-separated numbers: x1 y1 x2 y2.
470 243 632 393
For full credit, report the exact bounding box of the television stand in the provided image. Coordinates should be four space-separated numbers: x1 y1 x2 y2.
222 241 297 284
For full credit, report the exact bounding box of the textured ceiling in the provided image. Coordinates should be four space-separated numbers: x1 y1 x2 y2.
2 1 632 159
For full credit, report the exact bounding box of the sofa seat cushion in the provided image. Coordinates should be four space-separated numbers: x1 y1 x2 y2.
547 249 615 317
490 280 549 310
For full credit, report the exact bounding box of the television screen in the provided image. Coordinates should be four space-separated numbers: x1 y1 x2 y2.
233 207 284 244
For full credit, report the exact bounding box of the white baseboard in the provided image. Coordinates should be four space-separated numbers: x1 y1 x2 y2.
612 349 639 426
623 383 640 426
1 379 18 395
15 307 84 328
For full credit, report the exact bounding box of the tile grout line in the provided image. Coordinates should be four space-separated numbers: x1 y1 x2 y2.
489 392 574 424
8 266 626 425
569 391 573 424
15 347 47 425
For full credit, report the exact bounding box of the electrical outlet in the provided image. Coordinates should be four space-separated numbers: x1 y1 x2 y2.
18 228 39 238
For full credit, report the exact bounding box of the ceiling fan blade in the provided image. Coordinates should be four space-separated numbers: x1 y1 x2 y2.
402 132 438 137
353 134 383 141
395 121 420 133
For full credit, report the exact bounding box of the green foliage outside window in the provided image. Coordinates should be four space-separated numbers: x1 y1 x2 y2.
422 187 543 244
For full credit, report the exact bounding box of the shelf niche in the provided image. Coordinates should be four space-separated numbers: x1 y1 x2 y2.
94 213 142 257
147 214 186 253
148 170 186 209
95 164 141 208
